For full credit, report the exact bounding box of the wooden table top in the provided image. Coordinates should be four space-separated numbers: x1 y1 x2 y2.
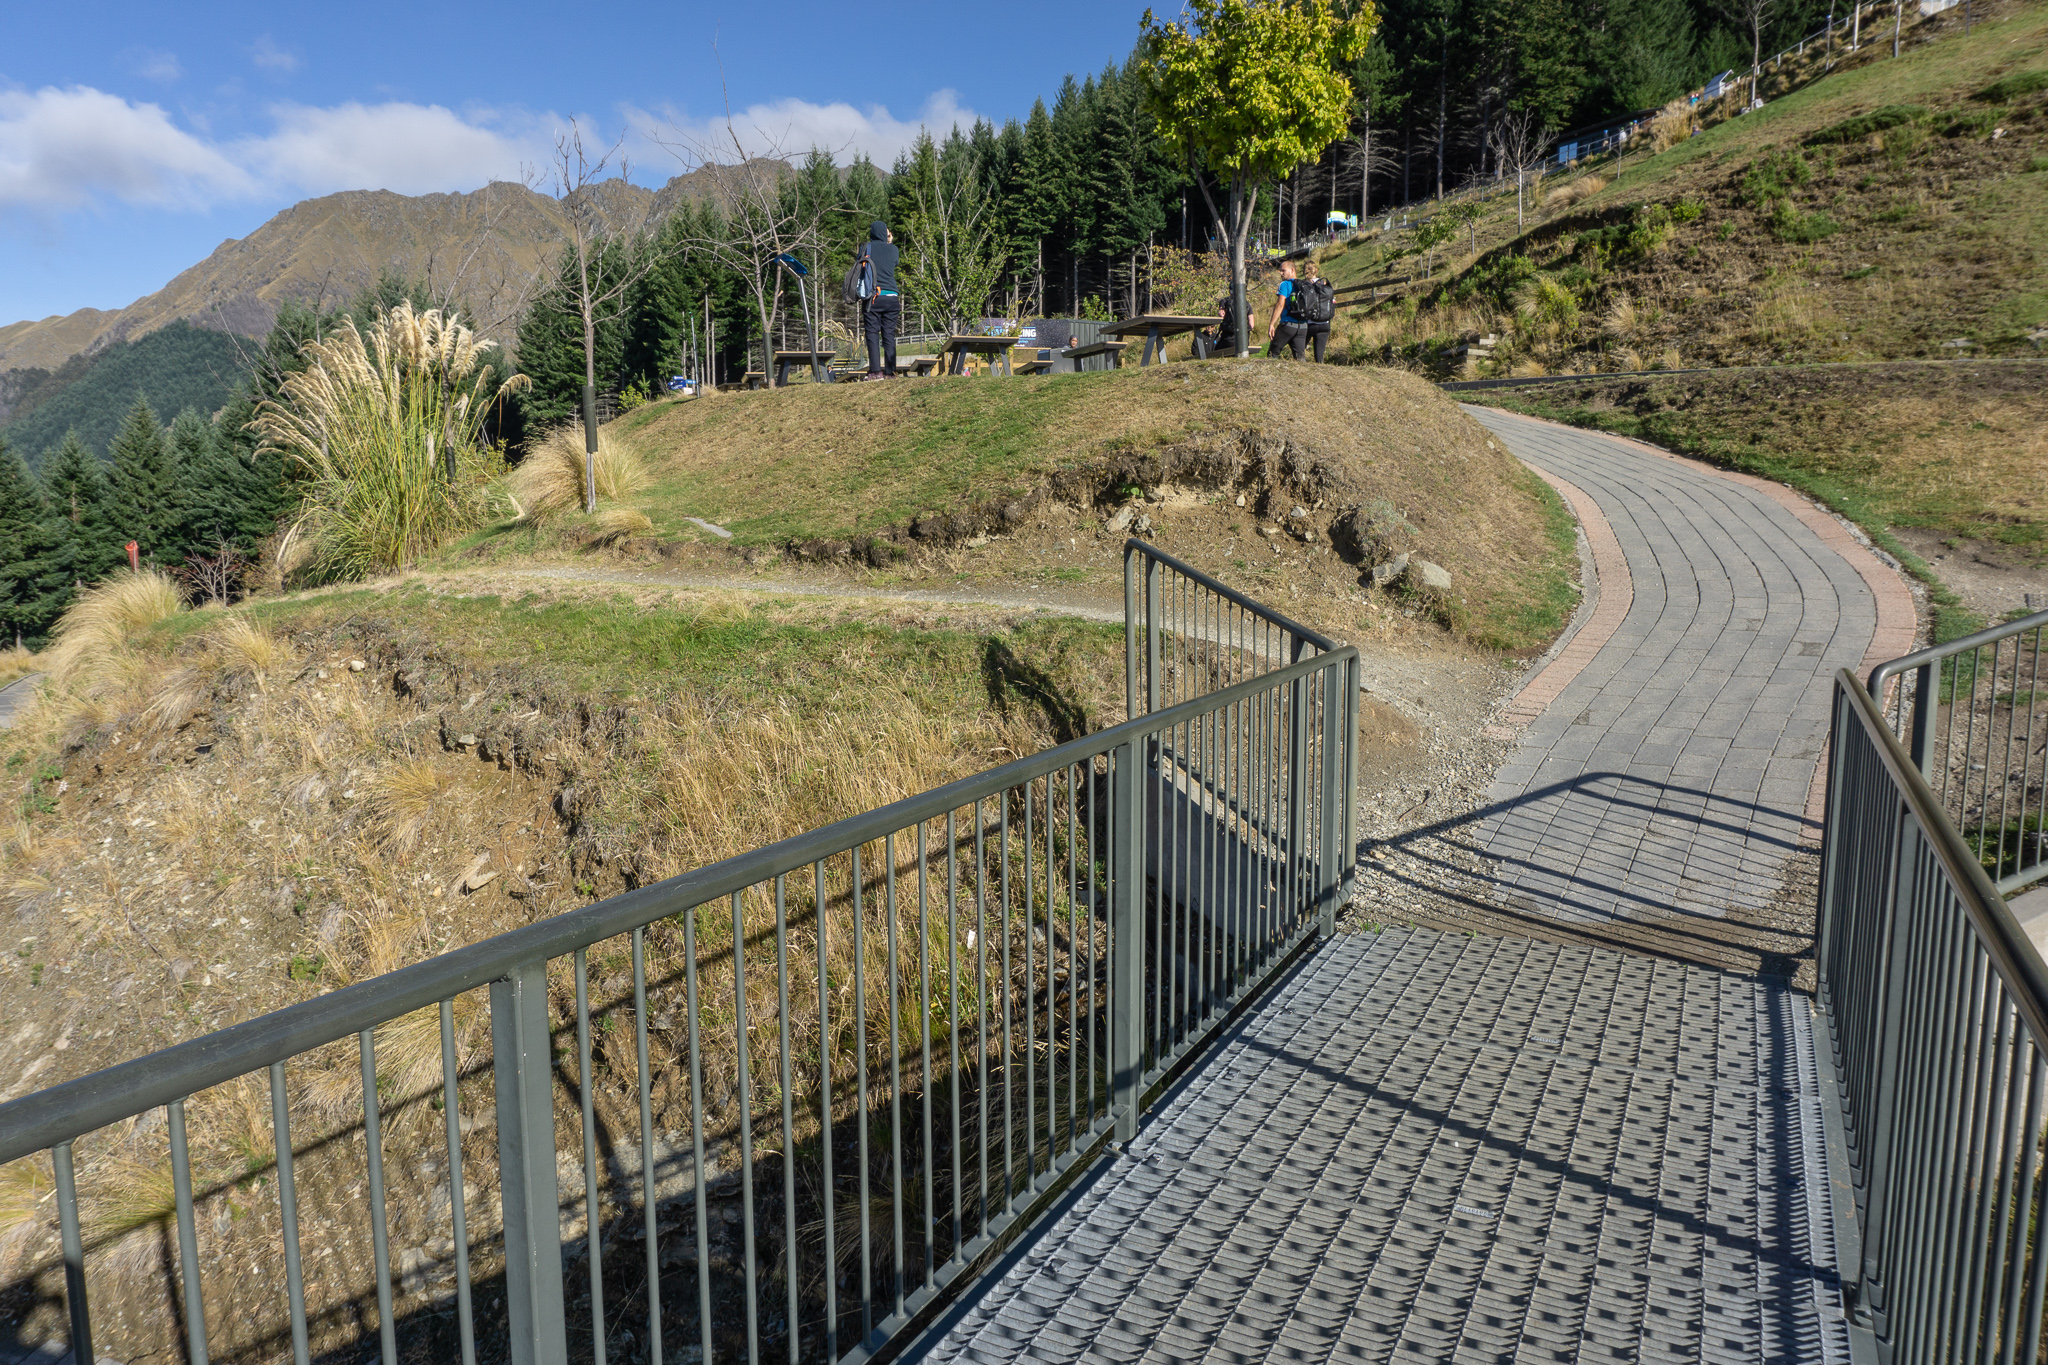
942 334 1028 351
1102 314 1224 336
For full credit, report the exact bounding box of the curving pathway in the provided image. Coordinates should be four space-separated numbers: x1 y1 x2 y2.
1463 407 1915 928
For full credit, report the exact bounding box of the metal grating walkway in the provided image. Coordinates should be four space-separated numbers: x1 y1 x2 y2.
912 928 1850 1364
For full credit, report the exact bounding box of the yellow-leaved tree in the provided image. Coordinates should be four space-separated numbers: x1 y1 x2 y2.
1140 0 1375 354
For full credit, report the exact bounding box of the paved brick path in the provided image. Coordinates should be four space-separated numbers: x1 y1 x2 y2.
1463 408 1915 927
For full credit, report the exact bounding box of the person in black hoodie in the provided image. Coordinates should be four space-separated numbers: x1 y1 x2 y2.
859 222 901 379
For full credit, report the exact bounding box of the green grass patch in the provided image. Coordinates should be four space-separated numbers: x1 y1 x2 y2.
224 583 1129 720
1455 466 1583 654
1976 70 2048 102
1807 104 1929 143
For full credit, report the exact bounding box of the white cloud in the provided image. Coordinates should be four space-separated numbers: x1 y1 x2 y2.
122 48 183 82
0 84 984 220
239 102 549 196
0 86 253 210
649 90 983 167
250 36 301 74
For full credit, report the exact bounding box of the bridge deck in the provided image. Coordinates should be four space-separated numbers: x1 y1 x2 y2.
913 927 1851 1364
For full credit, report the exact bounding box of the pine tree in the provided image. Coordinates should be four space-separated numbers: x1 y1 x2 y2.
105 397 182 566
0 439 64 646
39 432 118 587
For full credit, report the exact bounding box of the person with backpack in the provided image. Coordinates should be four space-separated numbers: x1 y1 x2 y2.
1293 260 1335 361
854 221 900 379
1199 293 1256 358
1267 259 1335 361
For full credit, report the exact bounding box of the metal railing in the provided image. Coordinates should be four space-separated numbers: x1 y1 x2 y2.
0 551 1358 1365
1819 671 2048 1362
1125 540 1357 918
1870 610 2048 896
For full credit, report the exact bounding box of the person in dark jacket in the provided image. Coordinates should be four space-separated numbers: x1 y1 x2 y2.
860 222 901 379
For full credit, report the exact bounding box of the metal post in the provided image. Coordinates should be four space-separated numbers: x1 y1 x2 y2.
1111 739 1146 1141
53 1140 91 1365
1287 640 1310 933
1910 662 1934 772
492 959 569 1365
1317 663 1344 938
1145 557 1162 717
1853 806 1918 1339
1125 550 1140 723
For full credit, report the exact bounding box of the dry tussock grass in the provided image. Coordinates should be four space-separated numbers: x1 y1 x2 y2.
1542 174 1608 212
591 507 654 545
1649 99 1694 152
0 646 39 686
0 1156 50 1243
372 759 454 852
45 570 184 684
205 614 290 691
510 426 649 521
1602 295 1639 340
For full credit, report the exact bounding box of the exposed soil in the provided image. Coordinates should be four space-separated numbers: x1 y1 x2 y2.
1889 526 2048 618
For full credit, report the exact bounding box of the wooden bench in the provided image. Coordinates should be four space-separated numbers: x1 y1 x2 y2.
898 356 940 377
1063 340 1130 370
941 334 1025 376
740 371 767 390
1015 349 1056 376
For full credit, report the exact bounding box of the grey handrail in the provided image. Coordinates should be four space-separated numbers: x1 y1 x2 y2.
0 644 1350 1167
1866 609 2048 895
1819 670 2048 1358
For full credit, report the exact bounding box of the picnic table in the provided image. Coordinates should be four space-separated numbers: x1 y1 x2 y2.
898 356 941 377
1015 349 1056 376
941 334 1024 376
740 371 767 390
1063 340 1130 371
772 349 835 386
1104 313 1229 365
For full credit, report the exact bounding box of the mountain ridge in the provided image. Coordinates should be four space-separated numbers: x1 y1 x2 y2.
0 160 793 373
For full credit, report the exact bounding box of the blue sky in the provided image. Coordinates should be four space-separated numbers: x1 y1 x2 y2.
0 1 1153 328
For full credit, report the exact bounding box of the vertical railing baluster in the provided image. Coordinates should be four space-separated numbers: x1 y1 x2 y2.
167 1098 209 1365
918 821 934 1290
853 842 873 1344
683 907 713 1365
574 951 607 1365
975 805 989 1240
492 958 569 1365
885 834 904 1320
1024 783 1037 1185
53 1140 91 1365
776 875 798 1365
631 929 662 1365
360 1030 397 1365
733 888 760 1365
999 800 1013 1214
269 1062 311 1365
946 809 963 1263
438 1003 477 1365
1112 738 1145 1142
816 859 837 1363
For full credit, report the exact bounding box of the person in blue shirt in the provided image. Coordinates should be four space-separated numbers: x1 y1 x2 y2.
1266 260 1300 358
859 222 901 379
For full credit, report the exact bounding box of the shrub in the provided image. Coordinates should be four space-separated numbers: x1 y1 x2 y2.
509 426 649 521
1738 149 1812 208
1770 200 1841 243
1977 71 2048 103
1808 105 1928 144
256 301 529 582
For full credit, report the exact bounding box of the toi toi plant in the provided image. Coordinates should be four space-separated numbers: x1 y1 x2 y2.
256 301 529 581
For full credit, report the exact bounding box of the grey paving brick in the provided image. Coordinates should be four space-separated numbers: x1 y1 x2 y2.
913 932 1851 1365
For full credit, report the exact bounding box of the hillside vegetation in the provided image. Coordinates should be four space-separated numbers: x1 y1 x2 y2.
1318 0 2048 375
0 322 253 462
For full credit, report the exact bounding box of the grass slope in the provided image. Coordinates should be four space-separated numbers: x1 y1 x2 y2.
1318 0 2048 373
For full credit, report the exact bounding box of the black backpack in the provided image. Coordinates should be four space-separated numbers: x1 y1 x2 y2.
1291 277 1335 324
842 249 877 304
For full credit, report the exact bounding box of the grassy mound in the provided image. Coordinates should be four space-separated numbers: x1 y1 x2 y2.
526 362 1578 653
